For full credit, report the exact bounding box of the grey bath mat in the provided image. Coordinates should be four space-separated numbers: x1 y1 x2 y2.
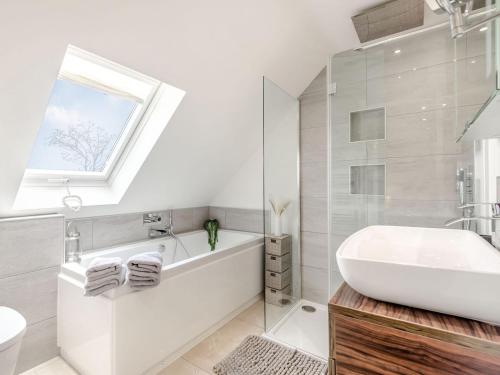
213 335 328 375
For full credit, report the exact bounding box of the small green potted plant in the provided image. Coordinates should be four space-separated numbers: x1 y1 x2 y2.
204 219 219 251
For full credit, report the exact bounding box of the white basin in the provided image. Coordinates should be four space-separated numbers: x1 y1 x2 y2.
337 225 500 326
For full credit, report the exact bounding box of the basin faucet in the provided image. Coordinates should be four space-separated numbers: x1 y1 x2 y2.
445 202 500 249
148 210 173 238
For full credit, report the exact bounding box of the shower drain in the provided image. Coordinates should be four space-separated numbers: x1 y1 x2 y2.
301 305 316 313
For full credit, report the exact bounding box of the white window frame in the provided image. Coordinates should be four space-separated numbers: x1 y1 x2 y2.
23 45 160 188
14 45 186 211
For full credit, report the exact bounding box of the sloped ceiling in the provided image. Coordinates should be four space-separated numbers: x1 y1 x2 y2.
0 0 383 218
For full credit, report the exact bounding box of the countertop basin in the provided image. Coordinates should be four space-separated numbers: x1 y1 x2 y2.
337 225 500 326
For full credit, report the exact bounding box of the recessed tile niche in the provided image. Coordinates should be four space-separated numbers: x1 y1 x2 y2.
349 107 385 142
350 165 385 196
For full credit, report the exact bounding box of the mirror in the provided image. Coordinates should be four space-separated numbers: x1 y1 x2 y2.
457 12 500 141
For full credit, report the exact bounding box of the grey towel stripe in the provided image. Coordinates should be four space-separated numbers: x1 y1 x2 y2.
213 335 327 375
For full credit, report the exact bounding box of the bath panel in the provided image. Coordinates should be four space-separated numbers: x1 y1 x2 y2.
57 229 264 375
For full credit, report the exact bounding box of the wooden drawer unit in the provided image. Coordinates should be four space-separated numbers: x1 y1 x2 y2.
265 252 291 273
329 284 500 375
265 269 291 290
265 234 291 256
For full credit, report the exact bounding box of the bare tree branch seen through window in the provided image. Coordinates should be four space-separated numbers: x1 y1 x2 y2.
47 122 113 171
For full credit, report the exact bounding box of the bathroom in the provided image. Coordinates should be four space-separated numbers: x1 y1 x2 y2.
1 0 500 374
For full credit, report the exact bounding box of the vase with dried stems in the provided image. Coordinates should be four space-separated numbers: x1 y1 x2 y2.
269 198 291 236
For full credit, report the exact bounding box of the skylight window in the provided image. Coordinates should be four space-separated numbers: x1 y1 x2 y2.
27 78 139 173
24 45 159 183
14 45 186 210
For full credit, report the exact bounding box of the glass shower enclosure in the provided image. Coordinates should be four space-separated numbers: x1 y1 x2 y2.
262 77 301 334
328 14 499 296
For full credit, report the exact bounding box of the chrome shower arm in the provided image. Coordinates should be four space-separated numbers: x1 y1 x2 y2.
436 0 456 14
428 0 500 38
459 9 500 35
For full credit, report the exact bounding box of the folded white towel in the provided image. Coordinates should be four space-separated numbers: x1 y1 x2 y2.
126 252 163 290
127 252 163 273
84 283 119 297
84 267 126 297
85 257 122 280
128 278 160 289
128 272 160 283
85 269 125 289
127 269 161 279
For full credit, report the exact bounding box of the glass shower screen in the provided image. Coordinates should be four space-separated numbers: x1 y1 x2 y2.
262 77 301 333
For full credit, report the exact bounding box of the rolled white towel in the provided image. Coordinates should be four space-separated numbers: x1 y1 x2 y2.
86 257 122 280
127 252 163 273
84 267 126 297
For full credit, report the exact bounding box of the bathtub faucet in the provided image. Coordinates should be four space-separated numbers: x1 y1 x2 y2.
148 210 173 238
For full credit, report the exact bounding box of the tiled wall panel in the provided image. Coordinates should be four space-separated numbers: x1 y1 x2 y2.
299 68 329 303
1 207 264 373
208 207 268 233
0 214 64 374
0 216 63 278
328 25 493 300
16 317 58 373
69 207 210 251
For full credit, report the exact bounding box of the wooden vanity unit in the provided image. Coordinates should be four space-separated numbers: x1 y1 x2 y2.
329 283 500 374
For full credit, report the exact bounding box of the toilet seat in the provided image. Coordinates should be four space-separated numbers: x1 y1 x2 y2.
0 307 26 352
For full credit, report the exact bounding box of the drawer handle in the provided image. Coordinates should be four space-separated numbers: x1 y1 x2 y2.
271 256 277 260
271 239 277 243
270 289 277 294
270 273 276 277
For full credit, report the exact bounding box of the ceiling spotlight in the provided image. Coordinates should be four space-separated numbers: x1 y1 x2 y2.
393 49 401 55
421 106 427 110
442 103 447 107
480 26 488 32
422 118 427 122
471 60 476 64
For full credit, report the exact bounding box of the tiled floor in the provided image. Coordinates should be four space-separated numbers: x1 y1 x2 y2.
21 299 265 375
19 357 78 375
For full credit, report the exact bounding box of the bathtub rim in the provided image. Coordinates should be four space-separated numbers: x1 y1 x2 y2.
59 229 264 299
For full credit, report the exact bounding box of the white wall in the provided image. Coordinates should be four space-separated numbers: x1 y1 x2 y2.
211 78 300 215
0 0 386 218
210 147 263 209
262 78 300 235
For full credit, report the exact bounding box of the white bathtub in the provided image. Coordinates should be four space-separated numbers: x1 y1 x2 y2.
57 229 264 375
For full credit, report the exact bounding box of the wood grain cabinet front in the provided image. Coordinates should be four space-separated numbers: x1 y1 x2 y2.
329 284 500 375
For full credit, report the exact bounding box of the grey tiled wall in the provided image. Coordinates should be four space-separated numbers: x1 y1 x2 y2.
328 26 494 299
67 206 264 254
0 206 265 374
0 214 64 373
299 68 329 304
208 206 268 233
69 207 210 251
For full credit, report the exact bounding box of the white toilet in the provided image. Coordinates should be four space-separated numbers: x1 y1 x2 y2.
0 307 26 375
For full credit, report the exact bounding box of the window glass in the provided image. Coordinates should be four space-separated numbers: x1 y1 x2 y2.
27 79 137 172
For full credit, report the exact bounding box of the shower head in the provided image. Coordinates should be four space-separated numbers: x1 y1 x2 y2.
425 0 474 38
425 0 498 38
